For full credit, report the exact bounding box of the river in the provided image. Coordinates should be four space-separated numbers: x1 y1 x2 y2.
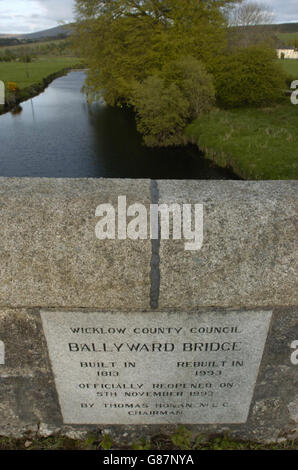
0 70 237 179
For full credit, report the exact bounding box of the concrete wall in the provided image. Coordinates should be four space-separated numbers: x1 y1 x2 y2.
0 178 297 443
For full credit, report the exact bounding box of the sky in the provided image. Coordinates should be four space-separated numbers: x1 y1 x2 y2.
0 0 75 34
0 0 297 35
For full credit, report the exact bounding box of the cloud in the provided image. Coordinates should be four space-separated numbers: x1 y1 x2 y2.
0 0 75 34
261 0 298 23
35 0 75 23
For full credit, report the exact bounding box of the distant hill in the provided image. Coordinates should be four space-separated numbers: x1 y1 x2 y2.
19 24 73 40
228 22 298 48
236 22 298 34
266 23 298 33
0 34 21 38
0 24 73 41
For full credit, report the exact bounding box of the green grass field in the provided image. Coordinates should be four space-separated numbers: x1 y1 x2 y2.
186 102 298 180
279 59 298 79
277 32 298 47
185 59 298 180
0 56 82 89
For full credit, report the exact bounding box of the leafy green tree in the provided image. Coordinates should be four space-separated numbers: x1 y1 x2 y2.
74 1 285 147
130 75 190 147
74 0 238 105
163 56 216 119
213 45 287 108
130 58 215 146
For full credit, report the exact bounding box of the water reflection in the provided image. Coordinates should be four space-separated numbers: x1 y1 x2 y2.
30 100 35 121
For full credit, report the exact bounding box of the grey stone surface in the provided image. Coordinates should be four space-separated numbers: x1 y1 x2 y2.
0 179 297 443
0 178 151 309
0 308 61 437
40 309 272 425
157 180 298 308
0 340 4 364
0 307 297 442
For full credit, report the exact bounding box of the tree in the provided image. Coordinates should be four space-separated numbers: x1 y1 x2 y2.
213 45 286 108
130 57 215 146
74 0 238 105
229 0 274 27
74 0 284 147
227 1 275 48
163 57 216 120
130 75 190 147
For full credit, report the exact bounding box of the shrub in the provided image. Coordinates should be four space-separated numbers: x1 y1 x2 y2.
163 56 216 120
131 75 190 147
213 45 287 108
7 82 19 93
131 57 215 147
22 55 32 63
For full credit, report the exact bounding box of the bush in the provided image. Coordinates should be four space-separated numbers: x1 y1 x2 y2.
7 82 19 93
131 57 215 147
131 75 190 147
213 45 287 108
163 56 216 120
22 55 32 63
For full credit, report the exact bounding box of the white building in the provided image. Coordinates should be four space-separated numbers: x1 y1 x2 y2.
277 48 298 59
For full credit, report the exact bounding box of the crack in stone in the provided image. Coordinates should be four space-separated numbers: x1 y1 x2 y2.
150 180 160 309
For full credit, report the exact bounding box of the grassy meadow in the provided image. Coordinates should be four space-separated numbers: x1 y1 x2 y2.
0 39 68 53
186 102 298 180
279 58 298 80
185 58 298 180
0 56 82 90
0 38 75 61
277 32 298 47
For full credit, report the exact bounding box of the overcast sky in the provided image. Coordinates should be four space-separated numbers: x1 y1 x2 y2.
0 0 297 34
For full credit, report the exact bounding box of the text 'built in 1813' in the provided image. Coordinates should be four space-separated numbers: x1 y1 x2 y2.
41 310 272 425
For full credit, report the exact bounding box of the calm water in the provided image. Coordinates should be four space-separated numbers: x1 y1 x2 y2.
0 71 237 179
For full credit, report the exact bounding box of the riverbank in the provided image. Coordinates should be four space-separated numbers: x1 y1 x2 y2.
0 57 83 114
186 101 298 180
185 60 298 180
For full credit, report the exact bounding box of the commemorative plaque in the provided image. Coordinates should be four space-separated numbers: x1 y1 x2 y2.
41 310 272 424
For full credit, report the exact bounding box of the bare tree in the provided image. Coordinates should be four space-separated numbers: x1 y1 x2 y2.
227 0 275 48
229 1 274 27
